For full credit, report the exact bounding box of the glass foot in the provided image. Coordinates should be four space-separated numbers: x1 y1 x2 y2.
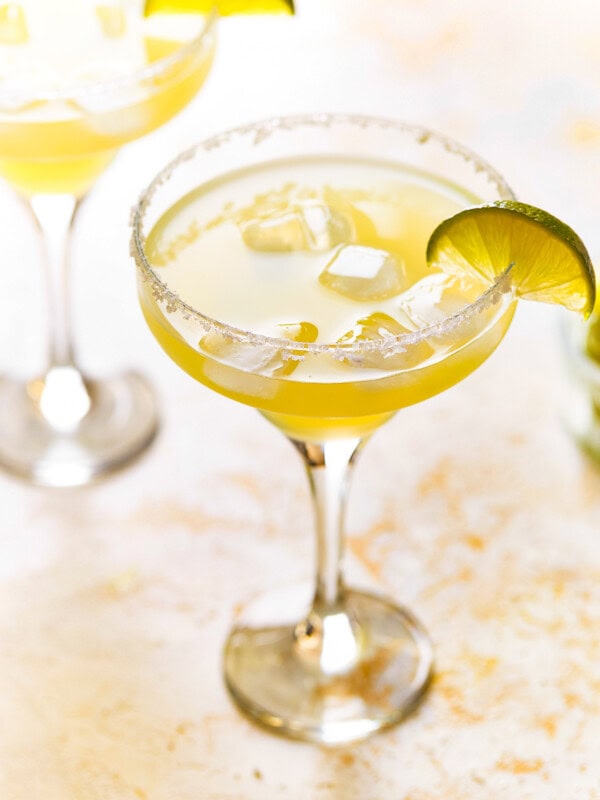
0 368 159 487
224 584 433 745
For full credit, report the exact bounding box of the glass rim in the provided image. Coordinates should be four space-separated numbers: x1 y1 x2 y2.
0 4 218 106
130 112 516 358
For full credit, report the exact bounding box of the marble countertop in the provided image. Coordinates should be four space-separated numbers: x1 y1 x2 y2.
2 1 600 797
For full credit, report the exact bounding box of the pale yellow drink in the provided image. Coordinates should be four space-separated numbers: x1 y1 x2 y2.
0 1 215 195
138 157 516 440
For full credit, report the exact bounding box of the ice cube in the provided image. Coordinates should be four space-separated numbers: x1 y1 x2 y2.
95 4 126 38
395 273 476 330
338 311 408 343
320 244 407 301
274 321 318 376
0 4 28 44
240 209 307 252
393 272 497 355
72 80 148 133
337 312 433 370
302 202 353 251
278 321 319 344
240 200 354 253
200 321 318 378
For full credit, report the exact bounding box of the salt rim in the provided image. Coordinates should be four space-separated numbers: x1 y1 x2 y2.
0 5 217 107
130 113 517 361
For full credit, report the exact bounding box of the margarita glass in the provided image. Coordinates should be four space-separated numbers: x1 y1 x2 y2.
131 114 517 744
0 1 216 486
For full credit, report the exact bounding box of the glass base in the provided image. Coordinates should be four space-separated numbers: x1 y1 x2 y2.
224 584 433 745
0 369 159 487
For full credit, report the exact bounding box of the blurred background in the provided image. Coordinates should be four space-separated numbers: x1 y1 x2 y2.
1 1 600 797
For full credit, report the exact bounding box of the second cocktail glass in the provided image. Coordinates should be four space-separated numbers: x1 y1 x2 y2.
0 2 216 486
131 114 517 744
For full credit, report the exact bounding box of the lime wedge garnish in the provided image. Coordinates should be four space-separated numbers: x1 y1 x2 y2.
144 0 294 15
426 200 596 317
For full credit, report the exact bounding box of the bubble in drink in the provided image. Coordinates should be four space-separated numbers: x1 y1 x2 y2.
200 320 318 377
320 244 407 301
240 200 354 253
337 312 433 370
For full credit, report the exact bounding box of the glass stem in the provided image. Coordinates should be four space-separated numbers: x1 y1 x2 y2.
293 436 363 608
25 193 92 430
291 437 364 675
29 193 80 369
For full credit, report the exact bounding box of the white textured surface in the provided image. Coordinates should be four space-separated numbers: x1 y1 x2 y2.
1 1 600 797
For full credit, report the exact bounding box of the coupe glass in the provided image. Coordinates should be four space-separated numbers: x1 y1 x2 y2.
0 4 216 486
131 114 517 744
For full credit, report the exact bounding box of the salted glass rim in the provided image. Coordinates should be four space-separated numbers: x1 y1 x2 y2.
130 112 516 357
0 4 218 106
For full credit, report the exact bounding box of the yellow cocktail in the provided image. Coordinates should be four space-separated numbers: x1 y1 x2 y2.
139 156 514 440
131 114 517 744
0 1 215 195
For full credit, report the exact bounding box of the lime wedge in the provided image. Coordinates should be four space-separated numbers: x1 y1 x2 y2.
144 0 294 15
426 200 596 317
